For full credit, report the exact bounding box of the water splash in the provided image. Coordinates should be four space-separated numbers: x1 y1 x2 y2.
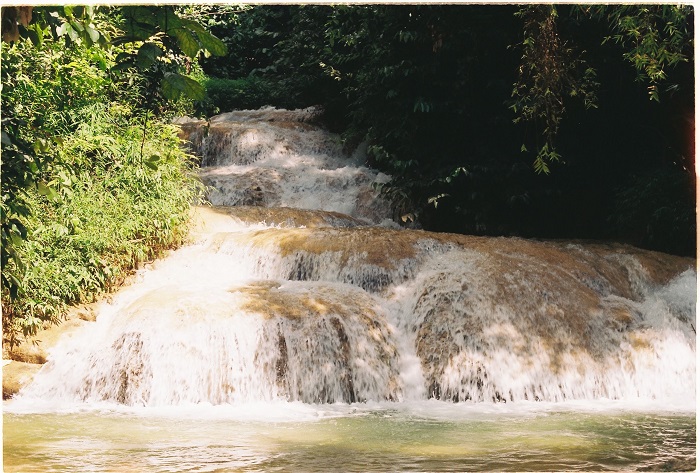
194 107 393 223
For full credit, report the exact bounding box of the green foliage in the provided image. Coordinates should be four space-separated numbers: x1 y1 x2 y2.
197 5 343 110
2 35 112 138
512 4 693 173
611 167 695 255
1 31 114 303
112 5 227 106
581 5 693 101
511 5 599 174
3 103 203 347
1 6 216 345
195 77 278 116
2 6 107 47
318 5 523 222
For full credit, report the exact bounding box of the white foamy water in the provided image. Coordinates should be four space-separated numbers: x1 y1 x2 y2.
197 106 393 223
9 107 696 415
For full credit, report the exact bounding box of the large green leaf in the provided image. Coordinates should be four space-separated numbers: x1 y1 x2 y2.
136 42 163 68
119 7 158 41
155 7 182 32
171 27 200 58
194 29 227 56
161 73 205 101
84 24 100 43
121 6 160 27
179 18 206 34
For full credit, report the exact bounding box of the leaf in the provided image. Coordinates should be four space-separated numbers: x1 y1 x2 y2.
155 7 182 31
85 24 100 43
37 182 59 201
58 170 72 186
161 73 205 101
136 42 163 68
9 233 24 247
144 160 158 171
26 27 42 46
66 24 79 42
180 18 206 34
10 218 27 239
55 22 68 37
119 7 158 41
194 30 227 56
171 27 200 58
69 20 84 33
111 61 134 72
121 6 158 26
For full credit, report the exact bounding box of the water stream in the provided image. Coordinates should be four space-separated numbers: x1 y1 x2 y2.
4 107 696 471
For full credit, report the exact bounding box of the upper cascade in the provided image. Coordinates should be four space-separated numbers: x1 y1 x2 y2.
181 107 393 224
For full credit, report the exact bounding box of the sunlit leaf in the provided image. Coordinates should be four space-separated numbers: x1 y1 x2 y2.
161 73 205 101
171 27 200 58
85 24 100 43
37 182 59 201
194 30 227 56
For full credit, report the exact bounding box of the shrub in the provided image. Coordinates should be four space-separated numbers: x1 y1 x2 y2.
2 104 204 347
611 167 696 256
195 76 278 116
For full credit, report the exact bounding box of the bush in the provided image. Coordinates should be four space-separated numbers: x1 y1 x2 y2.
611 167 696 256
2 104 204 347
1 8 221 348
195 76 278 116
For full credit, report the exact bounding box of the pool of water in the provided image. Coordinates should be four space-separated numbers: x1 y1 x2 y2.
3 401 695 472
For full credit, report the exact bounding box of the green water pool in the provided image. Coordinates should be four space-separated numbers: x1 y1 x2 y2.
3 401 695 472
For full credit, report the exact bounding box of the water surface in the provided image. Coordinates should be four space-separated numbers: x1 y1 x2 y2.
4 401 695 472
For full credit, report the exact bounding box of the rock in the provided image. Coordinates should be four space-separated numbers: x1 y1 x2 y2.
173 116 208 156
4 317 87 364
3 360 42 399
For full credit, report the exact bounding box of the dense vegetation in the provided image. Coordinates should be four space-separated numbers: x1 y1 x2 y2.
1 6 222 345
1 5 695 346
196 4 695 255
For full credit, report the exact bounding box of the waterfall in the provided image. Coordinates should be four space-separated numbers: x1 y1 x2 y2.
17 107 696 408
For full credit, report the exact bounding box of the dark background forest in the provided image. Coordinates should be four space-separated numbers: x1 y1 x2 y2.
194 4 695 257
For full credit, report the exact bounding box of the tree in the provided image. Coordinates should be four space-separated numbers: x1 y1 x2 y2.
510 5 598 174
511 4 693 173
1 5 226 314
194 4 693 254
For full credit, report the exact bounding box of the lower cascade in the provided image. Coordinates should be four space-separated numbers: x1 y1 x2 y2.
18 108 696 408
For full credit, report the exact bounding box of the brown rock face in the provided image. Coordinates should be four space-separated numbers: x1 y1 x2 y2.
3 307 95 398
3 361 42 399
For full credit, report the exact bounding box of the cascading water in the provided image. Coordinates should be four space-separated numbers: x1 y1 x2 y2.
5 107 696 472
13 107 696 409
